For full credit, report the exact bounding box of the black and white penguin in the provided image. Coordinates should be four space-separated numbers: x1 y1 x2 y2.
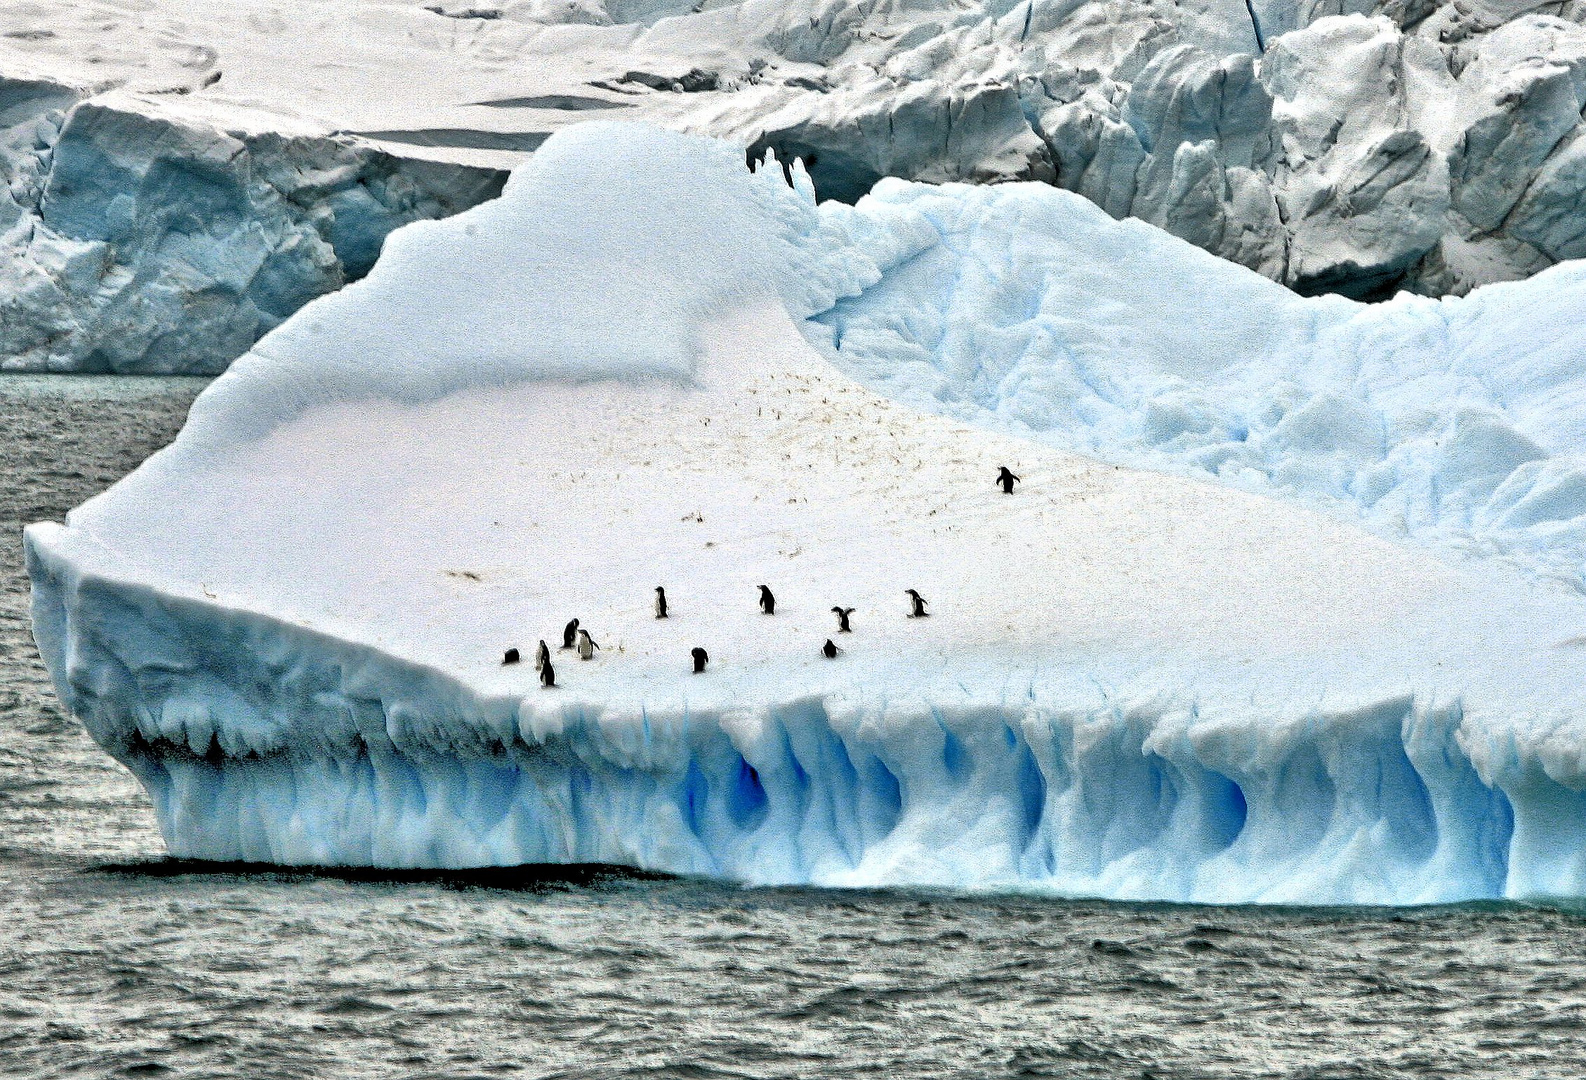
997 466 1021 494
503 648 521 665
655 586 668 619
821 638 842 659
758 585 775 615
534 640 550 671
561 617 580 650
905 589 930 618
541 657 556 687
691 647 709 674
831 606 854 633
576 628 600 660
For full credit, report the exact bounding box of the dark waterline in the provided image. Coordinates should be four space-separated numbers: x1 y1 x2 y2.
4 376 1586 1079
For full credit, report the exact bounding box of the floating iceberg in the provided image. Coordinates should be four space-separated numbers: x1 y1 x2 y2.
26 123 1586 903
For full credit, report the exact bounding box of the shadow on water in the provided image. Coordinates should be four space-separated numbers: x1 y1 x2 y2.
87 858 677 893
80 858 1586 920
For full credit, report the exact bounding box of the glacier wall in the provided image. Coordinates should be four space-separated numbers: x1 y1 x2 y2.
6 0 1586 375
0 76 506 373
648 0 1586 299
25 532 1567 903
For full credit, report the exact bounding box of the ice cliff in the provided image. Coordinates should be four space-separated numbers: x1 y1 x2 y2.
25 124 1586 903
0 75 506 373
8 0 1586 371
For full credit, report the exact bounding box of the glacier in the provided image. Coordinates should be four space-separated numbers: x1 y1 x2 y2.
24 122 1586 904
11 0 1586 371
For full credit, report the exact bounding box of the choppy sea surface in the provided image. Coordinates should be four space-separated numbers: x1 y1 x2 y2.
5 376 1586 1080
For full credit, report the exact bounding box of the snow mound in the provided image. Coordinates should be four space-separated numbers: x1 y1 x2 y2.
813 179 1586 593
25 124 1586 903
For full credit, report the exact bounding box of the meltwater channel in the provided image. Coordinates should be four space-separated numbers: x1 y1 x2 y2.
4 376 1586 1079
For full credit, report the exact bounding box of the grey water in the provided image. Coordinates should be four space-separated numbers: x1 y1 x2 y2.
4 377 1586 1080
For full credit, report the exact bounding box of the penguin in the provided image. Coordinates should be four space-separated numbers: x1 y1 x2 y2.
831 606 854 633
561 617 580 650
534 640 550 672
821 638 842 659
540 656 556 688
655 586 668 619
691 647 709 674
576 628 600 661
906 589 930 618
997 466 1021 494
503 648 521 665
758 585 775 615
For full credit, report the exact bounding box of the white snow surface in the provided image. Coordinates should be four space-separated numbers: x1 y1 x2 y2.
25 124 1586 902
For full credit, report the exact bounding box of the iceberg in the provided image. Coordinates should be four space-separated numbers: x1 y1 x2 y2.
25 123 1586 904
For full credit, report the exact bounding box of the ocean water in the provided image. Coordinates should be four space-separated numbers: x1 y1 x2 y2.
4 377 1586 1080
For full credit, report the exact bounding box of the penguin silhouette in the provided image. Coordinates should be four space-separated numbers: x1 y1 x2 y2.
561 617 580 649
821 638 842 659
534 640 550 671
576 628 600 660
540 657 556 687
502 648 521 665
997 466 1021 494
831 606 854 633
655 586 668 619
758 585 775 615
691 647 709 673
906 589 930 618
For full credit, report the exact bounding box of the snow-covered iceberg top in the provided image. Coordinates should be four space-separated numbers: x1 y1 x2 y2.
813 178 1586 594
26 123 1586 904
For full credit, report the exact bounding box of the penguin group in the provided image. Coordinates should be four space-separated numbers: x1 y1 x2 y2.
496 464 1024 685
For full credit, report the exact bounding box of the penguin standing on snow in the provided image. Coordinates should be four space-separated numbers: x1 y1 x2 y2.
503 648 521 665
997 466 1021 494
654 586 668 619
576 628 600 660
561 617 580 650
831 606 854 633
758 585 776 615
534 640 550 672
821 638 842 659
905 589 930 618
691 647 709 674
540 656 556 688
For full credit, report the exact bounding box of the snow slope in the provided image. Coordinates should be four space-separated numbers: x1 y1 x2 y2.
8 0 1586 371
25 124 1586 902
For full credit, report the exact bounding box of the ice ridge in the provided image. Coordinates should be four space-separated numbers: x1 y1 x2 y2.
808 179 1586 593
